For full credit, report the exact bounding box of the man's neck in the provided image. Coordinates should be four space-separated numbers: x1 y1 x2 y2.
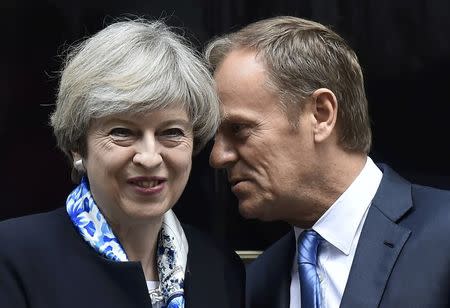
287 152 367 228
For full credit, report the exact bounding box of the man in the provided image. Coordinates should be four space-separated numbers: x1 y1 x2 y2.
205 16 450 308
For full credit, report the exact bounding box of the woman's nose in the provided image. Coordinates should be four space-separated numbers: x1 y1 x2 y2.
132 134 163 168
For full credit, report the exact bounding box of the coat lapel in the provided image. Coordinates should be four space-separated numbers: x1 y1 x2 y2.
340 165 413 307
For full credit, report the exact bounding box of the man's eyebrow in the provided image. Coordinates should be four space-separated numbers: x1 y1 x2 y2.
219 112 236 123
219 114 255 128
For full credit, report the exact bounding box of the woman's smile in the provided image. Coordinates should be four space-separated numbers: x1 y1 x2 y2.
127 176 167 195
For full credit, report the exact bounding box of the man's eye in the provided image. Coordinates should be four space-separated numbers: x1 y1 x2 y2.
231 124 245 134
230 123 250 138
109 127 133 138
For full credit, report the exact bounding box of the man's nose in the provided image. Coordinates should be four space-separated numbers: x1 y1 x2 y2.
132 133 163 168
209 134 237 169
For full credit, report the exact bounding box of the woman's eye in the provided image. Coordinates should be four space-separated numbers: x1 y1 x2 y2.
161 128 185 138
109 127 133 138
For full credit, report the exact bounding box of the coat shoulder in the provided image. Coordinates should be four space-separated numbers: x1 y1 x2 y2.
0 208 68 257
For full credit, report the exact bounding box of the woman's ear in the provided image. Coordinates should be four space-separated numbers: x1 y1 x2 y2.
71 152 85 172
311 88 338 143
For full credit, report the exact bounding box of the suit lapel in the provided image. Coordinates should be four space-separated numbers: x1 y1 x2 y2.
340 206 411 307
340 165 413 307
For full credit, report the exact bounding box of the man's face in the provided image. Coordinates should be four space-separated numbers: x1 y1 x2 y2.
210 49 318 222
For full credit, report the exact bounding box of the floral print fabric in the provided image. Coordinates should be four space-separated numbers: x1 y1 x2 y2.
66 177 188 308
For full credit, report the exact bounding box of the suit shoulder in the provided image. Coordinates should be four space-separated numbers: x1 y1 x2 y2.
247 231 294 274
249 231 294 268
404 185 450 247
246 231 294 308
412 184 450 204
410 184 450 222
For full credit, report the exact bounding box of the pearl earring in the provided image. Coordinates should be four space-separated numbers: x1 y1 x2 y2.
74 159 84 171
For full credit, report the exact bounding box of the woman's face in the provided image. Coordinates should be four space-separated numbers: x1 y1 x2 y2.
79 107 193 226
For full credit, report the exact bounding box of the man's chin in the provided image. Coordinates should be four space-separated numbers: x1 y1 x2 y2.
238 207 255 219
238 201 272 221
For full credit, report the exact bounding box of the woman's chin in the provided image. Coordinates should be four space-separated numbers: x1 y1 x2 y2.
107 203 172 226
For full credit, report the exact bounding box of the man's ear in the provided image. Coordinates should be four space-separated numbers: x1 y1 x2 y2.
311 88 338 143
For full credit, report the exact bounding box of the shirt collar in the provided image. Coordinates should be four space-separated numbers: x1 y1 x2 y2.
294 157 382 255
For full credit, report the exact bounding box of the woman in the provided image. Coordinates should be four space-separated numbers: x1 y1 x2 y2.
0 20 244 308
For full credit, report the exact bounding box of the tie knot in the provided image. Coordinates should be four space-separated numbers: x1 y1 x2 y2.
298 230 322 266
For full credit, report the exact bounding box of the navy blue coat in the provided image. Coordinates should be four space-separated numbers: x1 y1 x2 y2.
246 165 450 308
0 207 245 308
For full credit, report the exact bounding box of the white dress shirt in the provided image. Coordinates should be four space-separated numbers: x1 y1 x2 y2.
290 157 383 308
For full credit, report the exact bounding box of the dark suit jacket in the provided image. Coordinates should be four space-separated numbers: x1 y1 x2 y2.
0 207 245 308
246 165 450 308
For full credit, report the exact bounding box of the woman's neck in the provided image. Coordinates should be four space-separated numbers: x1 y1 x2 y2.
111 218 163 281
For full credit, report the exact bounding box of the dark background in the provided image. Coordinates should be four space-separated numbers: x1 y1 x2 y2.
1 0 450 251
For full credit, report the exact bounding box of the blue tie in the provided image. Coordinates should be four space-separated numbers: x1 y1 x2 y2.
298 230 322 308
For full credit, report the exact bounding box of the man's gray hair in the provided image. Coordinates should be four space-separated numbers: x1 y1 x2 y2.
205 16 371 154
51 19 220 178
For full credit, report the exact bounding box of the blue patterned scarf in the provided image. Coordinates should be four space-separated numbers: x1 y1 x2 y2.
66 177 187 308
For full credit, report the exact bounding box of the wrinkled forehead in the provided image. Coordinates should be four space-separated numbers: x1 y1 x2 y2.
86 98 192 121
